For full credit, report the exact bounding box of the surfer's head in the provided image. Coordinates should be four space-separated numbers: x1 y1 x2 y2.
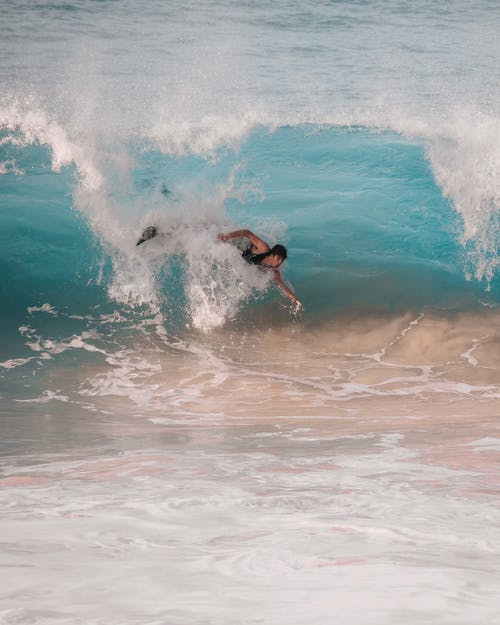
271 244 287 260
262 244 287 268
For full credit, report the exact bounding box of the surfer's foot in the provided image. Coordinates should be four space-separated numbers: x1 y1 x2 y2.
136 225 158 245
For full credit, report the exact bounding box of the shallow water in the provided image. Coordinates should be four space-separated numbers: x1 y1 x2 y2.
2 308 500 623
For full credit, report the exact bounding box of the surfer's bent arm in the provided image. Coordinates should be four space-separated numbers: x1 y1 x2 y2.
273 270 301 307
218 229 269 253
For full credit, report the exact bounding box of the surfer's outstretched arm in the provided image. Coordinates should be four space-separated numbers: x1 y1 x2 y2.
218 229 269 253
273 270 302 307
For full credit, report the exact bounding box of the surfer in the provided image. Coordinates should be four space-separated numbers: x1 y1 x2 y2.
218 229 302 308
136 225 301 308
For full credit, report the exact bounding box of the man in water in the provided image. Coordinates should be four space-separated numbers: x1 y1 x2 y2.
218 229 302 308
137 224 301 308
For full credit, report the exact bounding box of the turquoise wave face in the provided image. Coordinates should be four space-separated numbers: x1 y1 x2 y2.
0 144 98 299
0 124 498 346
139 125 494 316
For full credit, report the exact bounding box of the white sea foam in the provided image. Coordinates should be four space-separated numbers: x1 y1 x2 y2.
0 99 103 191
15 390 70 404
148 111 265 159
424 109 500 285
1 422 500 625
27 303 58 316
0 158 23 175
0 357 36 370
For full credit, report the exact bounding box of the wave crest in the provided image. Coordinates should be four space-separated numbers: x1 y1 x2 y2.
0 97 103 191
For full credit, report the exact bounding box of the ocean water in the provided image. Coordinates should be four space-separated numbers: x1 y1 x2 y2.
1 1 500 623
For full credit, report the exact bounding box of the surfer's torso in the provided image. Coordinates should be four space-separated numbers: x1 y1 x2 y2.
241 247 270 265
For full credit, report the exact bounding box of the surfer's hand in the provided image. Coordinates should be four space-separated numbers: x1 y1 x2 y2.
218 233 230 242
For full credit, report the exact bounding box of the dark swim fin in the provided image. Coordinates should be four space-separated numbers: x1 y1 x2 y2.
136 225 158 246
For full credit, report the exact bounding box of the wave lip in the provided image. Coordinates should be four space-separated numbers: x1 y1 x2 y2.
423 109 500 286
0 99 103 190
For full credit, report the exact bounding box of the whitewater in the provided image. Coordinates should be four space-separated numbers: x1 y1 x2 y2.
1 1 500 624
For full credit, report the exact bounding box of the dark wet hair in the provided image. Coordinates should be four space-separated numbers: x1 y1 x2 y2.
270 244 287 260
